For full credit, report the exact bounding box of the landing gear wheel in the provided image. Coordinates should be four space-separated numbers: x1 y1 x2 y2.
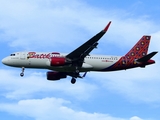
71 78 76 84
20 67 25 77
20 73 24 77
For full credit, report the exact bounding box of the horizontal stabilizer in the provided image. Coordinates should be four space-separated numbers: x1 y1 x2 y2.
137 51 158 62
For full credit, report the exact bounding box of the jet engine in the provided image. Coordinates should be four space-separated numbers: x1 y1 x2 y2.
50 57 66 66
47 71 67 80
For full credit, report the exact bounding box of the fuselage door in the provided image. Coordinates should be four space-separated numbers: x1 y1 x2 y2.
20 52 26 60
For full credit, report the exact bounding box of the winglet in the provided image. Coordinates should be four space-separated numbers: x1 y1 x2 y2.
103 21 112 32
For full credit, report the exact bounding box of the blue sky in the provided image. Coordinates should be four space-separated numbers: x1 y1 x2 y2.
0 0 160 120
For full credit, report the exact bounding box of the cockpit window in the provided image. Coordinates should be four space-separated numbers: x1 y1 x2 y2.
10 54 16 56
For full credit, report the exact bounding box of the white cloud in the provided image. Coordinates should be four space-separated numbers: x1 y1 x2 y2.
0 97 145 120
130 116 143 120
0 69 98 100
89 62 160 103
0 0 159 54
0 69 149 120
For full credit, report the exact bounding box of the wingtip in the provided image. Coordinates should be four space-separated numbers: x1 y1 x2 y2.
103 21 111 32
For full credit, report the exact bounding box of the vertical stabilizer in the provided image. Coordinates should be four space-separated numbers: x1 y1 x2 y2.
101 35 156 71
125 36 151 59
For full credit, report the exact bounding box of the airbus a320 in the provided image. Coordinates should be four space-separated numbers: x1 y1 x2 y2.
2 21 158 84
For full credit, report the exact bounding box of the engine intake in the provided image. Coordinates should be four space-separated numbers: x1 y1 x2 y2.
47 71 67 80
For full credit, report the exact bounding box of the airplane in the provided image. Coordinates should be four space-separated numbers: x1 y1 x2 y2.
2 21 158 84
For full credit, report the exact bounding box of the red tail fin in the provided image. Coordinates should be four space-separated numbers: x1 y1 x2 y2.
101 36 152 71
125 36 151 59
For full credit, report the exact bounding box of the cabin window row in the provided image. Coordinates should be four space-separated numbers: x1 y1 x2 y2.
86 57 118 60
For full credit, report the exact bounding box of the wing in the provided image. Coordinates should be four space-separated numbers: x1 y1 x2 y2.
66 21 111 61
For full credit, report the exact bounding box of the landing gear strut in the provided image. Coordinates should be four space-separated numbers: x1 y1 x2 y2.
70 66 79 84
20 67 25 77
71 77 76 84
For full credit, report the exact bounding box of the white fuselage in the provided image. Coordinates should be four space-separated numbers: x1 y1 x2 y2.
2 52 121 72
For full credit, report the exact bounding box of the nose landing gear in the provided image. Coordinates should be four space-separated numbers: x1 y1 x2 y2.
20 67 25 77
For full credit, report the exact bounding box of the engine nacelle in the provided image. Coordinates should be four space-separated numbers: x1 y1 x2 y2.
47 71 67 81
50 57 66 66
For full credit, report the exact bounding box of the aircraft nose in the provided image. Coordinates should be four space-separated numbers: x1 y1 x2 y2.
2 57 9 65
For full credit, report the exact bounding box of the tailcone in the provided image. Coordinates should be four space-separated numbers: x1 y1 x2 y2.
140 59 155 67
146 59 155 65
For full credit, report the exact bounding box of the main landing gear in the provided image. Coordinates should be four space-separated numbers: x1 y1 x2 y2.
71 67 79 84
71 66 79 84
20 67 25 77
71 77 76 84
70 71 87 84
